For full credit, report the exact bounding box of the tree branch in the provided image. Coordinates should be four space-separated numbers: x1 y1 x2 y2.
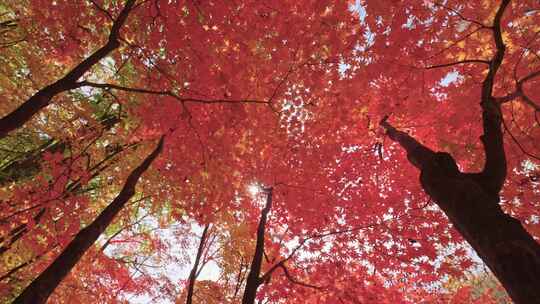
0 0 136 138
278 263 321 290
501 116 540 162
78 81 270 105
478 0 511 194
497 70 540 111
426 59 490 70
260 222 380 284
379 116 438 170
13 135 164 304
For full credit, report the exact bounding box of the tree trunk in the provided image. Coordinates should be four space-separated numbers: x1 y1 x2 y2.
380 119 540 304
185 223 210 304
0 0 135 139
12 136 164 304
242 188 273 304
422 165 540 304
0 139 128 257
379 1 540 302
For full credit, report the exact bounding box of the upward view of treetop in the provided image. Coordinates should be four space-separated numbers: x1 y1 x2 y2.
0 0 538 303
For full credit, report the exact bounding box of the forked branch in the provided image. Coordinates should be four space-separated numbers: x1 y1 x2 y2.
0 0 136 138
478 0 510 193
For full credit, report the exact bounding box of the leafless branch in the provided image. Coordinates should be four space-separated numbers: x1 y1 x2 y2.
77 81 270 105
426 59 490 70
278 263 322 290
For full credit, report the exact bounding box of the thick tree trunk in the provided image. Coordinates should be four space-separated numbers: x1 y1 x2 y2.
380 1 540 302
185 223 210 304
380 119 540 303
12 136 164 304
242 188 273 304
422 168 540 304
0 0 135 139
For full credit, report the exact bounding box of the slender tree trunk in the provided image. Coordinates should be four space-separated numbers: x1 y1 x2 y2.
12 136 164 304
185 223 210 304
242 188 273 304
233 257 247 300
0 140 128 256
0 0 135 139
